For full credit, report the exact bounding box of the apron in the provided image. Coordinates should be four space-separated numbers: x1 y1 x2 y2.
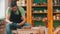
10 9 23 23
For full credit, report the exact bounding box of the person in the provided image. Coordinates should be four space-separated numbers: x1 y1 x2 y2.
5 2 30 34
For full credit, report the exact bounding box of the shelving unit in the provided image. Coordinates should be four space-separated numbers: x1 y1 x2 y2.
26 0 52 34
53 0 60 28
31 0 47 26
17 0 60 34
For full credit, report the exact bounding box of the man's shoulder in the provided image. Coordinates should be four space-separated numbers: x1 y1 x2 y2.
7 7 11 11
18 6 23 9
7 7 11 9
6 7 11 15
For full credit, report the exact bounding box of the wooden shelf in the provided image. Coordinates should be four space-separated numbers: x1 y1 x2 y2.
53 12 60 14
53 5 60 7
33 12 47 14
54 20 60 21
25 11 60 14
21 4 60 7
21 4 47 7
32 4 47 7
25 12 47 14
33 19 42 21
33 19 60 21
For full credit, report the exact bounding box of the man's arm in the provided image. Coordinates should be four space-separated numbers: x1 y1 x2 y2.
6 15 11 22
18 16 26 26
18 6 26 26
5 7 12 24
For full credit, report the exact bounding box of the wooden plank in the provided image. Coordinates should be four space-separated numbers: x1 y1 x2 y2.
47 0 53 34
26 0 33 26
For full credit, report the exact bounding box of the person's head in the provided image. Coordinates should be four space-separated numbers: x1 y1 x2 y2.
10 2 18 12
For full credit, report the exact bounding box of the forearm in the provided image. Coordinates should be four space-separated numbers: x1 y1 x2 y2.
18 16 25 26
6 14 12 23
6 19 10 22
18 20 26 26
5 19 13 24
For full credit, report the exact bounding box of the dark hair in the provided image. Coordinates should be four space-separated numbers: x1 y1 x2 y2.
11 0 17 2
10 2 17 7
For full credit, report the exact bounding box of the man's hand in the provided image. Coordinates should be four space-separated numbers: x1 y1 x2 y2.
6 14 12 24
18 16 25 26
18 22 25 26
5 19 13 24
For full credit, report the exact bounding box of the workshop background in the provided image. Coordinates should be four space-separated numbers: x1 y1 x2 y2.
0 0 60 34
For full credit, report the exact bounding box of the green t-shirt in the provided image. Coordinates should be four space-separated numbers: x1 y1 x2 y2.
6 6 25 16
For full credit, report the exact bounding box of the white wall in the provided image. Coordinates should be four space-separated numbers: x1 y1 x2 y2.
0 0 9 19
5 0 9 11
0 0 5 19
